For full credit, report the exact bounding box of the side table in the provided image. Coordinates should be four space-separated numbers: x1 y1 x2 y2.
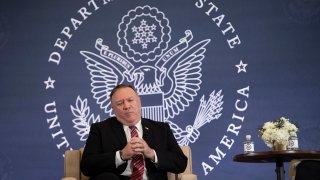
233 150 320 180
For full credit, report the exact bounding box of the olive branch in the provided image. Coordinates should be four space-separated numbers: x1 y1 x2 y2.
70 96 101 141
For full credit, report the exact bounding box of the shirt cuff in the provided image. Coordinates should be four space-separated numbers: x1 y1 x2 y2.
152 150 158 163
115 150 125 167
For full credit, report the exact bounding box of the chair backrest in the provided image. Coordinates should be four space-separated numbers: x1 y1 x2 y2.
63 148 89 180
63 146 193 180
63 149 81 180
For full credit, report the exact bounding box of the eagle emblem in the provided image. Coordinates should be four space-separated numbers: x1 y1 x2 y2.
71 5 223 145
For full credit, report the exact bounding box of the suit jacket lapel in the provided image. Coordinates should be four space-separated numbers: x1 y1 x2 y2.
142 119 153 147
111 118 127 147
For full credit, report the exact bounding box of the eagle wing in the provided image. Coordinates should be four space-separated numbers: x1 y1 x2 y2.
80 51 124 114
163 39 210 119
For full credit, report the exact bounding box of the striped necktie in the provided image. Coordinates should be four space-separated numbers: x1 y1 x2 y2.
130 126 144 180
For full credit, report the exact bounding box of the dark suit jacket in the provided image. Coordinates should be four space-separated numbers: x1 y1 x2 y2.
80 117 187 180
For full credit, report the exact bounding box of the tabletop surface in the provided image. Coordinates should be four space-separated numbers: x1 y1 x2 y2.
233 150 320 163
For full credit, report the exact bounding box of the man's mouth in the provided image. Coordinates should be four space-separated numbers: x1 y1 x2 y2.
124 111 134 115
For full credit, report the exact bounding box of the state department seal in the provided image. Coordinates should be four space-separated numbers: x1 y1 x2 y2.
43 1 250 177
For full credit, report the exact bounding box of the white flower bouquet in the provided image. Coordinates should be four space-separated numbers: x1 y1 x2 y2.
259 117 298 148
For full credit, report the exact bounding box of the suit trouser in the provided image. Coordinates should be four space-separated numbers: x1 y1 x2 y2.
295 160 320 180
90 172 130 180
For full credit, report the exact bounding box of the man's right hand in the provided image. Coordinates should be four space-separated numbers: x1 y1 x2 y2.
120 138 140 160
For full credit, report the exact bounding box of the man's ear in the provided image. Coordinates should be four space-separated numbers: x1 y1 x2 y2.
110 103 115 116
138 96 142 105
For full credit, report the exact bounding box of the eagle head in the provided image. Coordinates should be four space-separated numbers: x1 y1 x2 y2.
133 66 161 94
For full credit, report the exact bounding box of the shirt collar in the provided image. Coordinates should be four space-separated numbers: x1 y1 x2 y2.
123 119 142 132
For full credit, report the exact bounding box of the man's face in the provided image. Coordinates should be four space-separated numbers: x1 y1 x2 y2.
111 87 141 126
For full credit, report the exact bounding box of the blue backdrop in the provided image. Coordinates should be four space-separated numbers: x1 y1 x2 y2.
1 0 320 179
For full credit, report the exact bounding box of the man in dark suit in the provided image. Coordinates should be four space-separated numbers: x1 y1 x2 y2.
80 84 187 180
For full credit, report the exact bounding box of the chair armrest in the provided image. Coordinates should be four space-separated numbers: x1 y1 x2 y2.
178 174 197 180
62 177 77 180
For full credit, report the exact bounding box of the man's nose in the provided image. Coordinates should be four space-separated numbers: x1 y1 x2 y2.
123 101 131 110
